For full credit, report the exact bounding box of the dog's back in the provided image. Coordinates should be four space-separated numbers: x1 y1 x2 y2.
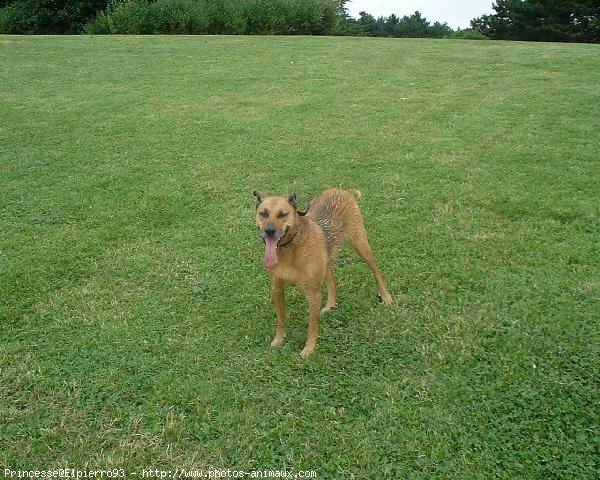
306 188 365 262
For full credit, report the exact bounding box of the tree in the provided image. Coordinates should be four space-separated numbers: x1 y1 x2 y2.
331 0 363 35
357 10 377 36
384 13 399 36
333 9 454 38
471 0 600 42
394 11 430 38
429 21 452 38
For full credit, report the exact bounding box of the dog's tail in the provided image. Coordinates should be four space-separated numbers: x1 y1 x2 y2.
347 189 362 200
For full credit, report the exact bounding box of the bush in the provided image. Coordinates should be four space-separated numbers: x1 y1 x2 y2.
447 28 488 40
85 0 159 34
0 0 109 34
154 0 209 34
287 0 337 35
203 0 245 35
0 3 28 33
83 0 338 35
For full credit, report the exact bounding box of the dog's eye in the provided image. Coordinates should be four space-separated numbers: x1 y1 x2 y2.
277 211 288 219
259 211 269 218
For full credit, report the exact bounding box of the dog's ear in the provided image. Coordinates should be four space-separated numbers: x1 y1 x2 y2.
287 193 297 208
253 190 265 205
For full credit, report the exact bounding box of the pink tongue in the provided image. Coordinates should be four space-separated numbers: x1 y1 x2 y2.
264 237 279 268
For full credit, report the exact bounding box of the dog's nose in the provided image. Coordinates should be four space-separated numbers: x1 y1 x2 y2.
264 228 277 237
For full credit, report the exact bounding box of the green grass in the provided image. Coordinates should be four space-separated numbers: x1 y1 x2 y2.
1 35 599 478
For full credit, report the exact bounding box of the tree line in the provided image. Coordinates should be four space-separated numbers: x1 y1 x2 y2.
0 0 598 42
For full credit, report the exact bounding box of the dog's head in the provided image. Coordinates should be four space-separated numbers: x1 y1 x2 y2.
253 191 298 268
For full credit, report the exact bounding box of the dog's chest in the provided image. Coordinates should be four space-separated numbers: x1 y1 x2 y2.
270 261 300 284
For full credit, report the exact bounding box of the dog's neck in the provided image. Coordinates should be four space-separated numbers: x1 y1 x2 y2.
278 213 306 249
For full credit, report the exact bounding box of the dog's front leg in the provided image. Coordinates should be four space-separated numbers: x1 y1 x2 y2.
299 286 321 358
270 280 286 347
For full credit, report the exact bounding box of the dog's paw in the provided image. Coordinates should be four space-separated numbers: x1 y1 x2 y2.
300 344 315 358
378 291 393 305
320 302 338 314
270 336 285 347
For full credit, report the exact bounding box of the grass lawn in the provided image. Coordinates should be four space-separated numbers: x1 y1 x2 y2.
1 35 599 478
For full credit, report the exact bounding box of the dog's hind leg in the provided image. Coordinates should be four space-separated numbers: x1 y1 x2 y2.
347 229 393 305
321 266 337 314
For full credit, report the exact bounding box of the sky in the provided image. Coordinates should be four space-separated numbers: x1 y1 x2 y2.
346 1 495 29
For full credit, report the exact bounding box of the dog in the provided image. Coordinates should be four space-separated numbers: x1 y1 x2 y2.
254 188 393 358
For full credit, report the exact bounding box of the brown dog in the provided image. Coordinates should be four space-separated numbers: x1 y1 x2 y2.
254 188 392 358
